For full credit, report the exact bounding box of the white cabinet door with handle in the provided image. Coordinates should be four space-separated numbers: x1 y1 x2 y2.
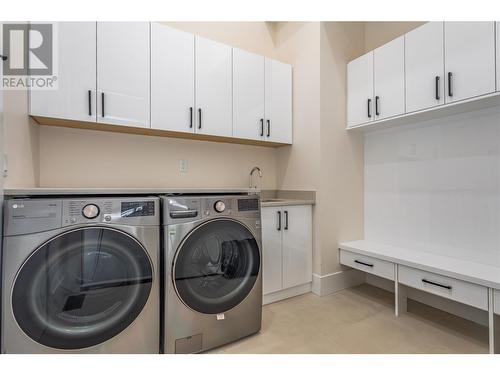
347 51 374 127
97 22 150 128
444 22 496 103
282 205 312 289
233 48 265 141
265 58 292 144
261 207 283 295
30 22 97 123
405 22 445 113
151 23 195 133
374 36 405 120
195 36 232 137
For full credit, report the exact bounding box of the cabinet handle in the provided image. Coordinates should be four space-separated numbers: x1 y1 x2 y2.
88 90 92 116
101 92 105 117
448 72 453 97
422 279 452 290
354 260 374 268
375 96 380 116
189 107 193 128
260 119 264 137
277 211 281 231
367 98 372 118
0 55 7 61
435 76 440 101
198 108 202 129
284 210 288 230
266 119 270 137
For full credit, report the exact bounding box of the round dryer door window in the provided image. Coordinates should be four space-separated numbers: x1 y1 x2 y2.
11 227 153 350
173 219 260 314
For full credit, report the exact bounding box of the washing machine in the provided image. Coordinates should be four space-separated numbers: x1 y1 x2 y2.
162 194 262 353
1 196 160 353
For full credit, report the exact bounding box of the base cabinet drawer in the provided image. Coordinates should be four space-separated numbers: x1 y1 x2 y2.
340 249 395 281
495 290 500 314
398 265 488 310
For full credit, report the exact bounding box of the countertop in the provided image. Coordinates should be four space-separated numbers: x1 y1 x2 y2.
260 199 315 207
4 187 260 197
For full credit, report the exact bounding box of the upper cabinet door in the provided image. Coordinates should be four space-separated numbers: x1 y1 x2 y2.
374 36 405 120
405 22 445 113
282 205 312 290
97 22 150 128
195 36 232 137
444 22 496 103
233 48 265 141
347 52 373 127
30 22 97 122
264 58 292 144
151 23 195 133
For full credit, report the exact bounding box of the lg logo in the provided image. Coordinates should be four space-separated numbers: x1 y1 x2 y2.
2 23 53 76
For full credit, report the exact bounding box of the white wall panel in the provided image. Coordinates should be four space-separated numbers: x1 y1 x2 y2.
364 106 500 267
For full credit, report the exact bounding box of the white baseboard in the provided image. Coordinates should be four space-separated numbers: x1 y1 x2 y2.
311 269 365 297
263 283 312 305
365 274 489 326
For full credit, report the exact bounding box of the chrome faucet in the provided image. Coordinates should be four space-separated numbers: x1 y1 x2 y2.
249 167 262 189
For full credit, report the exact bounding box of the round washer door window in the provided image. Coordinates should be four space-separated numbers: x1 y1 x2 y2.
12 227 153 350
174 219 260 314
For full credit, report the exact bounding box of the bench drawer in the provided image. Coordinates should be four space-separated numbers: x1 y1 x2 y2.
340 249 395 280
398 265 488 310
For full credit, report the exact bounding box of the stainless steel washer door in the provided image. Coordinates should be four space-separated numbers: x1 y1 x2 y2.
173 219 260 315
11 227 153 350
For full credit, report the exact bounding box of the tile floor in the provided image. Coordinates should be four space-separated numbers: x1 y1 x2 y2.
210 284 489 354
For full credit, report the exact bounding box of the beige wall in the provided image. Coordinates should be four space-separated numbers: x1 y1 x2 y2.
318 22 365 275
364 21 426 52
3 20 421 281
3 90 39 188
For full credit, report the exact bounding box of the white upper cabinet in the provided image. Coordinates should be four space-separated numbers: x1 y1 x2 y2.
405 22 445 113
97 22 150 128
373 36 405 120
30 22 97 122
232 48 265 141
496 22 500 91
444 22 496 103
282 205 312 289
195 36 232 137
347 51 374 127
151 24 195 133
265 58 292 144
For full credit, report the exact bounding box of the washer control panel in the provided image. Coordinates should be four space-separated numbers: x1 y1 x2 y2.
63 197 158 226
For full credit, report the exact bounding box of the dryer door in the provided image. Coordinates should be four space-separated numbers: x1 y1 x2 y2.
11 227 153 350
173 219 260 314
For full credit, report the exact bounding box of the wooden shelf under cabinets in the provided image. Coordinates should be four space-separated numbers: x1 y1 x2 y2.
31 116 290 148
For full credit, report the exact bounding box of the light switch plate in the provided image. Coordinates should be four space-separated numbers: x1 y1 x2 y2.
179 159 188 173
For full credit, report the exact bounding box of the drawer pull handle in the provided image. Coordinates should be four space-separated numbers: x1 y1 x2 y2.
422 278 452 290
354 260 373 268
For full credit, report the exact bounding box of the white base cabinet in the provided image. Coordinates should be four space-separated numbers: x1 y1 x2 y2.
262 205 312 300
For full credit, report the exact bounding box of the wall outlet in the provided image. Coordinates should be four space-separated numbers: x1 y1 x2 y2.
179 159 188 173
